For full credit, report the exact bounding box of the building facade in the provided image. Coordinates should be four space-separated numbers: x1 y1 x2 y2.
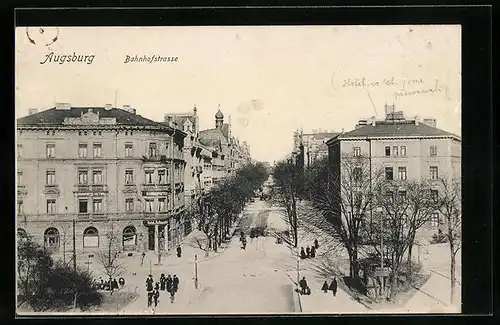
326 107 461 236
16 104 188 262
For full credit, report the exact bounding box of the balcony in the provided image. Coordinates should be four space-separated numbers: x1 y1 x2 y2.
77 213 108 221
142 154 169 163
141 183 171 194
74 184 109 193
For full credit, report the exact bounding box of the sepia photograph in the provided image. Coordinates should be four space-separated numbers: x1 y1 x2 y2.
15 24 462 315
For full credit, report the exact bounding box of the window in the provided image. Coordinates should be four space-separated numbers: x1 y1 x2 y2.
83 227 99 248
17 171 23 186
398 167 407 180
79 200 88 214
158 170 166 184
93 143 102 158
430 212 440 227
149 143 157 157
399 191 407 200
158 198 166 212
44 228 60 250
393 146 399 156
93 199 103 213
123 226 137 247
353 167 362 182
353 147 361 157
145 199 154 212
17 200 24 214
125 170 134 184
92 170 103 184
46 199 56 214
431 189 439 202
46 143 55 158
125 143 133 157
46 170 56 185
78 169 89 184
145 170 154 184
17 144 23 158
430 145 437 156
400 146 407 156
385 146 391 156
385 167 393 180
125 198 134 212
430 166 439 179
78 143 88 158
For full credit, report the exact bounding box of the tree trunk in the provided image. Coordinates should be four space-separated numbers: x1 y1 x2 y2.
450 243 456 305
205 234 210 257
348 247 360 281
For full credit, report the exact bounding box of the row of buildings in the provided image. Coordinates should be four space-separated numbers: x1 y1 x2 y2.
292 104 461 235
16 103 251 260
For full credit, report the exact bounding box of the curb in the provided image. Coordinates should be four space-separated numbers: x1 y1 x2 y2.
292 286 303 313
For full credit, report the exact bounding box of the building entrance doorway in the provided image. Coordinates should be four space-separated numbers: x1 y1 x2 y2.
148 226 155 251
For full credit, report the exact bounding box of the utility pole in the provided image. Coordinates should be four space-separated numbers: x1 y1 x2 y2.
194 254 198 289
72 218 77 272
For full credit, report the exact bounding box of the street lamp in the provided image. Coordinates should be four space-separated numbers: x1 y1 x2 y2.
375 207 385 297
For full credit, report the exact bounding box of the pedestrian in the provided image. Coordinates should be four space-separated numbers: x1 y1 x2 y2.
147 291 153 308
300 247 306 259
119 277 125 287
160 273 166 291
166 274 173 293
170 289 175 303
329 277 338 297
141 251 146 266
176 245 182 258
299 277 308 295
146 274 154 293
314 238 319 249
310 246 316 258
322 281 329 293
306 246 311 258
99 277 104 290
153 287 160 308
173 275 179 293
154 282 159 290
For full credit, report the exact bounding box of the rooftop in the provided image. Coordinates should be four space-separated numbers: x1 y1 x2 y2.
17 106 170 129
327 119 460 144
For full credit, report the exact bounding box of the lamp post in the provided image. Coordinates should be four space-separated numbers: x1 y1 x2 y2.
194 254 199 289
375 207 385 297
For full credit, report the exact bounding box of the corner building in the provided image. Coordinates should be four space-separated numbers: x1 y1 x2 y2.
326 108 461 236
16 104 187 261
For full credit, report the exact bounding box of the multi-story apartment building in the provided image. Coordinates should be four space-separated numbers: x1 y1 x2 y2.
16 104 187 262
292 129 339 168
326 106 461 235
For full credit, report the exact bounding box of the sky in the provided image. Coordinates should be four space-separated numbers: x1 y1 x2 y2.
15 25 461 163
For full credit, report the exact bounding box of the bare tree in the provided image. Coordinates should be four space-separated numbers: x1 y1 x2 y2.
306 154 383 281
436 176 462 304
59 222 72 265
191 196 218 257
97 224 126 290
271 159 302 249
404 180 439 275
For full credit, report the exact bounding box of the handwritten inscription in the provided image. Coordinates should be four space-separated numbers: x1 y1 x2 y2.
341 77 425 90
334 75 443 100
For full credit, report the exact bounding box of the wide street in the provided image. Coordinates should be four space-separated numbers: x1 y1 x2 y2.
113 199 297 314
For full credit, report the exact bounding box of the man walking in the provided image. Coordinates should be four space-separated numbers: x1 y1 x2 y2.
329 277 338 297
176 245 182 258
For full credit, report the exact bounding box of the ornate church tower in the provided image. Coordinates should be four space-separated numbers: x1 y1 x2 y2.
215 105 224 129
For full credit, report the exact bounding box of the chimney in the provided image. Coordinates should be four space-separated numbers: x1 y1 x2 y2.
28 108 38 115
414 115 421 126
371 116 376 126
104 104 113 110
55 103 71 110
193 104 197 116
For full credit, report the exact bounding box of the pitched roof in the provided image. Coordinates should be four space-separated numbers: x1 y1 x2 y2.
335 120 460 141
303 132 340 141
17 107 168 128
164 113 196 127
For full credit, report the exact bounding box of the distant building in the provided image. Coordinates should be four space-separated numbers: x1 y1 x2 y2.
326 105 461 236
16 104 187 261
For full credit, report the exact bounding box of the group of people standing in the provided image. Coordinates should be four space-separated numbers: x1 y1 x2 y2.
322 278 338 297
94 277 125 294
300 239 319 259
145 273 180 309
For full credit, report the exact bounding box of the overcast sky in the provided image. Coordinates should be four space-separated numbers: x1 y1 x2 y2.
15 25 461 163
